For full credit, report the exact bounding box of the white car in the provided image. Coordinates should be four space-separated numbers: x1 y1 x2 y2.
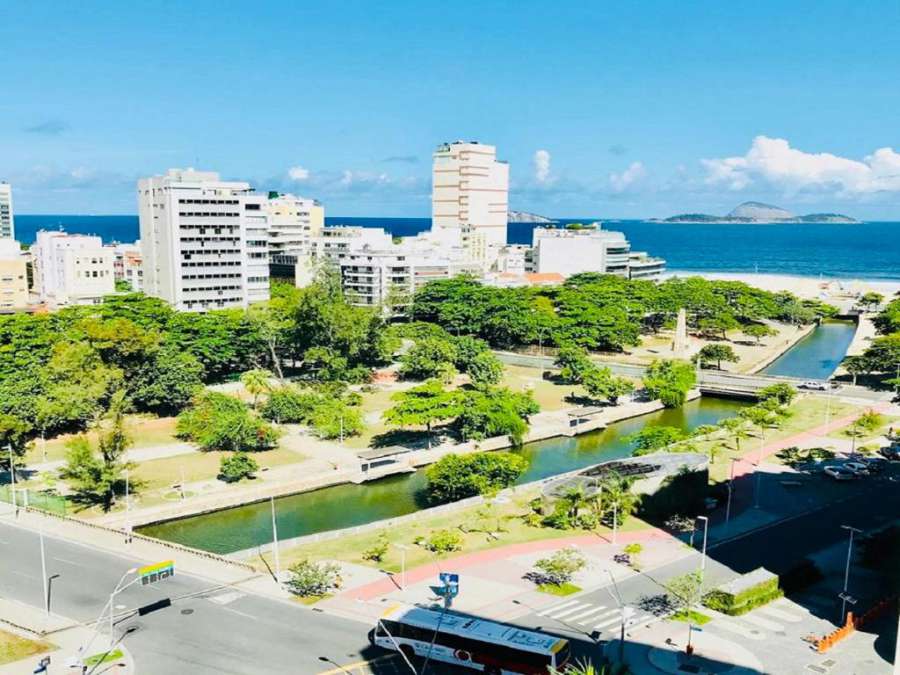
800 380 829 391
823 465 854 481
843 461 870 476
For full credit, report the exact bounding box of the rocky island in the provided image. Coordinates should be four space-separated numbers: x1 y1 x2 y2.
508 210 555 223
657 201 859 224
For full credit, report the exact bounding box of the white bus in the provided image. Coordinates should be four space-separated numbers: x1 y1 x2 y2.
371 605 571 674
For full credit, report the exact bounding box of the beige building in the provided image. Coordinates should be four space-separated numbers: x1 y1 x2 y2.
432 141 509 252
266 192 324 256
0 238 27 310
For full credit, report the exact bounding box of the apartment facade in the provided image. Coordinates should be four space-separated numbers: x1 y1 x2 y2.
112 242 144 292
432 141 509 253
0 182 13 239
32 231 115 306
266 192 324 256
0 238 27 311
138 169 269 312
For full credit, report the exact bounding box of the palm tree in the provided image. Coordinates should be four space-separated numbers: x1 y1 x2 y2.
240 368 273 408
720 417 751 452
561 485 589 521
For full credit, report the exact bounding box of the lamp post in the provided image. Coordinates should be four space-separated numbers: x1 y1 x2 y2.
697 516 709 584
612 501 618 545
606 570 627 664
754 428 765 509
270 496 281 582
725 458 738 526
397 544 408 590
6 443 16 515
839 525 862 623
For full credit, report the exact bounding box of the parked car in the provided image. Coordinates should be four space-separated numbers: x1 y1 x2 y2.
861 457 887 473
823 465 855 481
800 380 829 391
843 461 870 476
879 446 900 461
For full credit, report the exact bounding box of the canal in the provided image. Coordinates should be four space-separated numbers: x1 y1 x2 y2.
140 397 745 553
141 320 858 554
761 320 856 380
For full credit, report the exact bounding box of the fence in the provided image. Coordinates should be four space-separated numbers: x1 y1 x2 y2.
0 485 67 516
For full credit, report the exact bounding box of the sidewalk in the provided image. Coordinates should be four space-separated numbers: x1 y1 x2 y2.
0 598 134 675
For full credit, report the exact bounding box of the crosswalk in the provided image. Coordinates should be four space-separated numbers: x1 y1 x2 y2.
535 598 656 633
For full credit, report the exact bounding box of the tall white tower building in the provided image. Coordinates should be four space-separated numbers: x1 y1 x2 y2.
137 169 269 312
0 182 14 239
432 141 509 250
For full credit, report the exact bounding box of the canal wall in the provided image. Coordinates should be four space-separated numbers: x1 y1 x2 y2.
746 322 817 374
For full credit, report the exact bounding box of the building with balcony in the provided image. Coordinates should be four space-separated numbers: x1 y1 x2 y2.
137 169 269 312
265 192 324 257
0 182 13 239
32 231 115 307
111 242 143 292
0 238 27 311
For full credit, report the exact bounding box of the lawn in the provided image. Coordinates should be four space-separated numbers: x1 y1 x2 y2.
501 364 587 412
538 582 581 596
671 609 711 625
25 415 181 465
264 488 649 573
0 629 53 665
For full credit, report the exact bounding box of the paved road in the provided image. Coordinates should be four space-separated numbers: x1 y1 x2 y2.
513 474 900 650
0 518 378 674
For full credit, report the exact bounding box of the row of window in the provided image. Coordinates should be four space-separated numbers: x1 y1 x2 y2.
77 270 110 278
182 273 242 280
183 298 242 308
180 237 240 243
247 276 268 283
182 261 241 268
178 199 239 205
183 285 242 293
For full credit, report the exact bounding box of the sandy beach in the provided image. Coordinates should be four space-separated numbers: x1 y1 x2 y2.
664 271 900 302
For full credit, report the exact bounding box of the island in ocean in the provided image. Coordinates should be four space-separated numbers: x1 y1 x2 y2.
656 201 859 224
508 210 555 223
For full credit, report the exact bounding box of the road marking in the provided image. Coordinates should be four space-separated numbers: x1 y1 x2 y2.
10 570 34 580
207 591 245 606
537 600 581 616
739 613 783 631
758 605 803 622
546 603 593 620
220 605 257 620
593 614 623 630
317 653 399 675
52 556 81 566
567 606 609 623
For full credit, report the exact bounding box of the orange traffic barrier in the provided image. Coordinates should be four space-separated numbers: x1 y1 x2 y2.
814 597 898 653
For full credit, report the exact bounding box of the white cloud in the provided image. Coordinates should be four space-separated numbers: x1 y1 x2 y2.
702 136 900 195
533 149 551 183
609 161 646 193
287 165 310 181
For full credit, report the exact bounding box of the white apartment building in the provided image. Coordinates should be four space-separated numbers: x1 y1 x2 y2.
32 231 115 306
528 225 665 280
137 169 269 312
0 182 14 239
265 192 324 256
432 141 509 256
0 238 27 311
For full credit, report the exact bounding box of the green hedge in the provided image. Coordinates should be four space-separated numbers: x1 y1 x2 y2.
703 575 783 616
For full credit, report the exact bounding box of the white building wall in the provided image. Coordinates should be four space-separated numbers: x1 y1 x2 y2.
266 193 324 256
0 183 13 239
432 141 509 250
138 169 269 312
32 231 115 306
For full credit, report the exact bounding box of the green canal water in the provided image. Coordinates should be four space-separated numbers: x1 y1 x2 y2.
140 321 857 554
140 397 745 554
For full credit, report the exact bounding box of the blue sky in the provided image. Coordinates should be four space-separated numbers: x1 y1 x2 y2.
3 0 900 218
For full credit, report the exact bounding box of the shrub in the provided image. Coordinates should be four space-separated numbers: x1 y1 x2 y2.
177 391 280 452
702 571 783 615
424 451 528 504
218 452 258 483
455 387 539 445
531 549 587 586
286 559 342 597
642 359 696 408
362 535 389 563
424 529 463 553
310 402 364 440
261 387 322 423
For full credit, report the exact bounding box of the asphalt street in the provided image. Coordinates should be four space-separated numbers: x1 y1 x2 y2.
0 518 380 674
513 474 900 653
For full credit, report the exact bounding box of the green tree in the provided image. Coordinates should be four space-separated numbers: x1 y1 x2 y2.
399 337 458 382
286 559 342 597
554 343 594 384
697 314 739 340
643 359 697 408
466 351 504 388
219 452 259 483
260 386 322 423
61 391 136 512
599 471 639 528
532 549 587 586
177 391 280 452
383 380 462 448
582 366 634 405
842 355 871 386
696 344 739 370
757 382 797 406
455 388 539 445
665 570 704 617
719 417 751 452
131 346 204 415
310 402 364 440
626 426 688 455
859 292 885 311
424 451 528 504
742 323 778 344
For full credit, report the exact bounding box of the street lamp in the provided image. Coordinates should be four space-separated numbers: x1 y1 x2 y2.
605 569 628 664
696 516 709 584
270 496 281 583
839 525 862 623
396 544 408 590
6 443 16 515
725 457 738 526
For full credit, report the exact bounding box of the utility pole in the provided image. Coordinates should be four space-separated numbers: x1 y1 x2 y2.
725 458 737 526
612 501 618 544
39 521 49 616
606 570 627 664
6 443 16 515
697 515 709 584
754 429 765 509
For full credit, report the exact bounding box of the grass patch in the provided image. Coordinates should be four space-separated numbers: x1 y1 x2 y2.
84 649 124 667
0 629 53 665
293 594 333 606
537 582 581 596
671 610 711 625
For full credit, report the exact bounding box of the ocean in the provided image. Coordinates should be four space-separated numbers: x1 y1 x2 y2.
14 215 900 281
